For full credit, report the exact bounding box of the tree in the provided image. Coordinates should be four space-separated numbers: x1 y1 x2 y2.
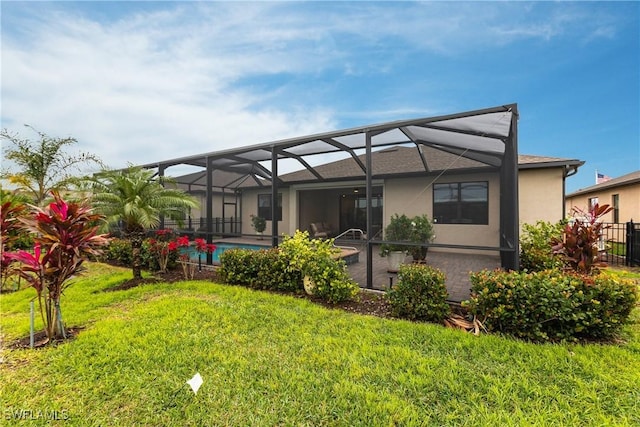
84 166 198 279
6 192 110 341
0 125 102 205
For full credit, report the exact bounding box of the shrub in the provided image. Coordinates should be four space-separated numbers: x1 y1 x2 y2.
465 269 638 342
520 220 564 272
219 231 359 304
387 264 450 322
103 238 133 266
279 230 359 303
256 248 301 292
218 249 260 287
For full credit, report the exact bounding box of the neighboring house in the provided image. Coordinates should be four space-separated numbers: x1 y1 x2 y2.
565 170 640 223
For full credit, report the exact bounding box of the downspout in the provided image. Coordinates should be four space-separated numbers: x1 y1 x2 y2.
562 164 580 219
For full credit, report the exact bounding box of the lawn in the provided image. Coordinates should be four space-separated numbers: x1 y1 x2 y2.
1 263 639 426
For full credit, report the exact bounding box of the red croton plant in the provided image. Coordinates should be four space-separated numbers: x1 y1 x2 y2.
552 203 613 275
4 192 110 342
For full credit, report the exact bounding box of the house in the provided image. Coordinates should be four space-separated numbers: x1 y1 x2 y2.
142 104 584 286
565 170 640 224
230 147 582 244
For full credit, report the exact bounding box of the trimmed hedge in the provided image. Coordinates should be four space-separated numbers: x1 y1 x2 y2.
387 264 450 322
465 269 638 342
218 248 301 292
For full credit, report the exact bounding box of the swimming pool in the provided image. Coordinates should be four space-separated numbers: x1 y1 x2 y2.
181 242 270 264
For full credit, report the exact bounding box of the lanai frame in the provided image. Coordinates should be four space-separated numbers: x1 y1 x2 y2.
141 104 520 288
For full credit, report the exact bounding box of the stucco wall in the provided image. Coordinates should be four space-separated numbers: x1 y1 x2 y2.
241 188 290 235
565 183 640 223
383 172 501 250
518 168 565 226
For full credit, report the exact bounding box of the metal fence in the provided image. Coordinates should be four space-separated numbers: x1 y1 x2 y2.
600 221 639 267
161 217 242 237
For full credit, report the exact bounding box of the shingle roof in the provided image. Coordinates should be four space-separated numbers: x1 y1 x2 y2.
174 146 582 189
566 170 640 197
275 146 582 184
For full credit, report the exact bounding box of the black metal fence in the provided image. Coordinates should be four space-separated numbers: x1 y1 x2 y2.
161 217 242 237
600 221 640 267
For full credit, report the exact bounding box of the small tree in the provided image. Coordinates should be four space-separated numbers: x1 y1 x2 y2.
6 192 110 341
1 126 102 205
85 167 198 279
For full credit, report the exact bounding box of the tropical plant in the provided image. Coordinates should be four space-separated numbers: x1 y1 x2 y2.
0 126 102 205
250 214 267 233
83 166 198 279
4 192 110 341
409 214 435 260
552 203 613 274
380 214 413 256
380 214 435 258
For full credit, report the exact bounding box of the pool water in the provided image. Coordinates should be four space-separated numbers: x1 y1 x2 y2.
181 242 269 264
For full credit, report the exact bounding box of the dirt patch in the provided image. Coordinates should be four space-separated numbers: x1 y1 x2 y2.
9 327 85 350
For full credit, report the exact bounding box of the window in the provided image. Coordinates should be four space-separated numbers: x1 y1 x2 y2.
612 194 619 223
257 193 282 221
433 181 488 224
588 197 599 211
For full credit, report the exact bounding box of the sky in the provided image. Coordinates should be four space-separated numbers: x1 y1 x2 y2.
1 1 638 193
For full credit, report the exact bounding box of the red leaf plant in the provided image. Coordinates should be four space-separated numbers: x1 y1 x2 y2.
176 236 216 280
552 203 613 275
5 192 110 342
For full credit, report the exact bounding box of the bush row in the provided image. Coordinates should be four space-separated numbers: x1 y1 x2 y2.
465 269 638 342
102 238 178 271
218 231 359 304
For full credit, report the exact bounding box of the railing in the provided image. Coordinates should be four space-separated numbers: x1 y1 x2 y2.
160 217 242 237
333 228 367 252
600 221 639 267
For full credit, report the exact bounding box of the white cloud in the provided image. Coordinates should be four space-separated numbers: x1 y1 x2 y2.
0 1 629 175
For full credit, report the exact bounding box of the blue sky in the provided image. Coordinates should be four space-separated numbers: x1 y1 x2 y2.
1 1 638 193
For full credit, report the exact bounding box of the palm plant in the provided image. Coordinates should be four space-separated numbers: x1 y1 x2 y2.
85 167 198 279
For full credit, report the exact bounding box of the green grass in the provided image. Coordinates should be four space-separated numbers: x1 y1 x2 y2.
1 263 639 426
607 240 627 257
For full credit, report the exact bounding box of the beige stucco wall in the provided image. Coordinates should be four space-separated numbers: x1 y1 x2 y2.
518 168 565 226
565 183 640 223
383 172 501 251
241 188 290 235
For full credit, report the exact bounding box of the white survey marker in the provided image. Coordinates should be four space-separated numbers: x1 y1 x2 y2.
187 372 203 394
